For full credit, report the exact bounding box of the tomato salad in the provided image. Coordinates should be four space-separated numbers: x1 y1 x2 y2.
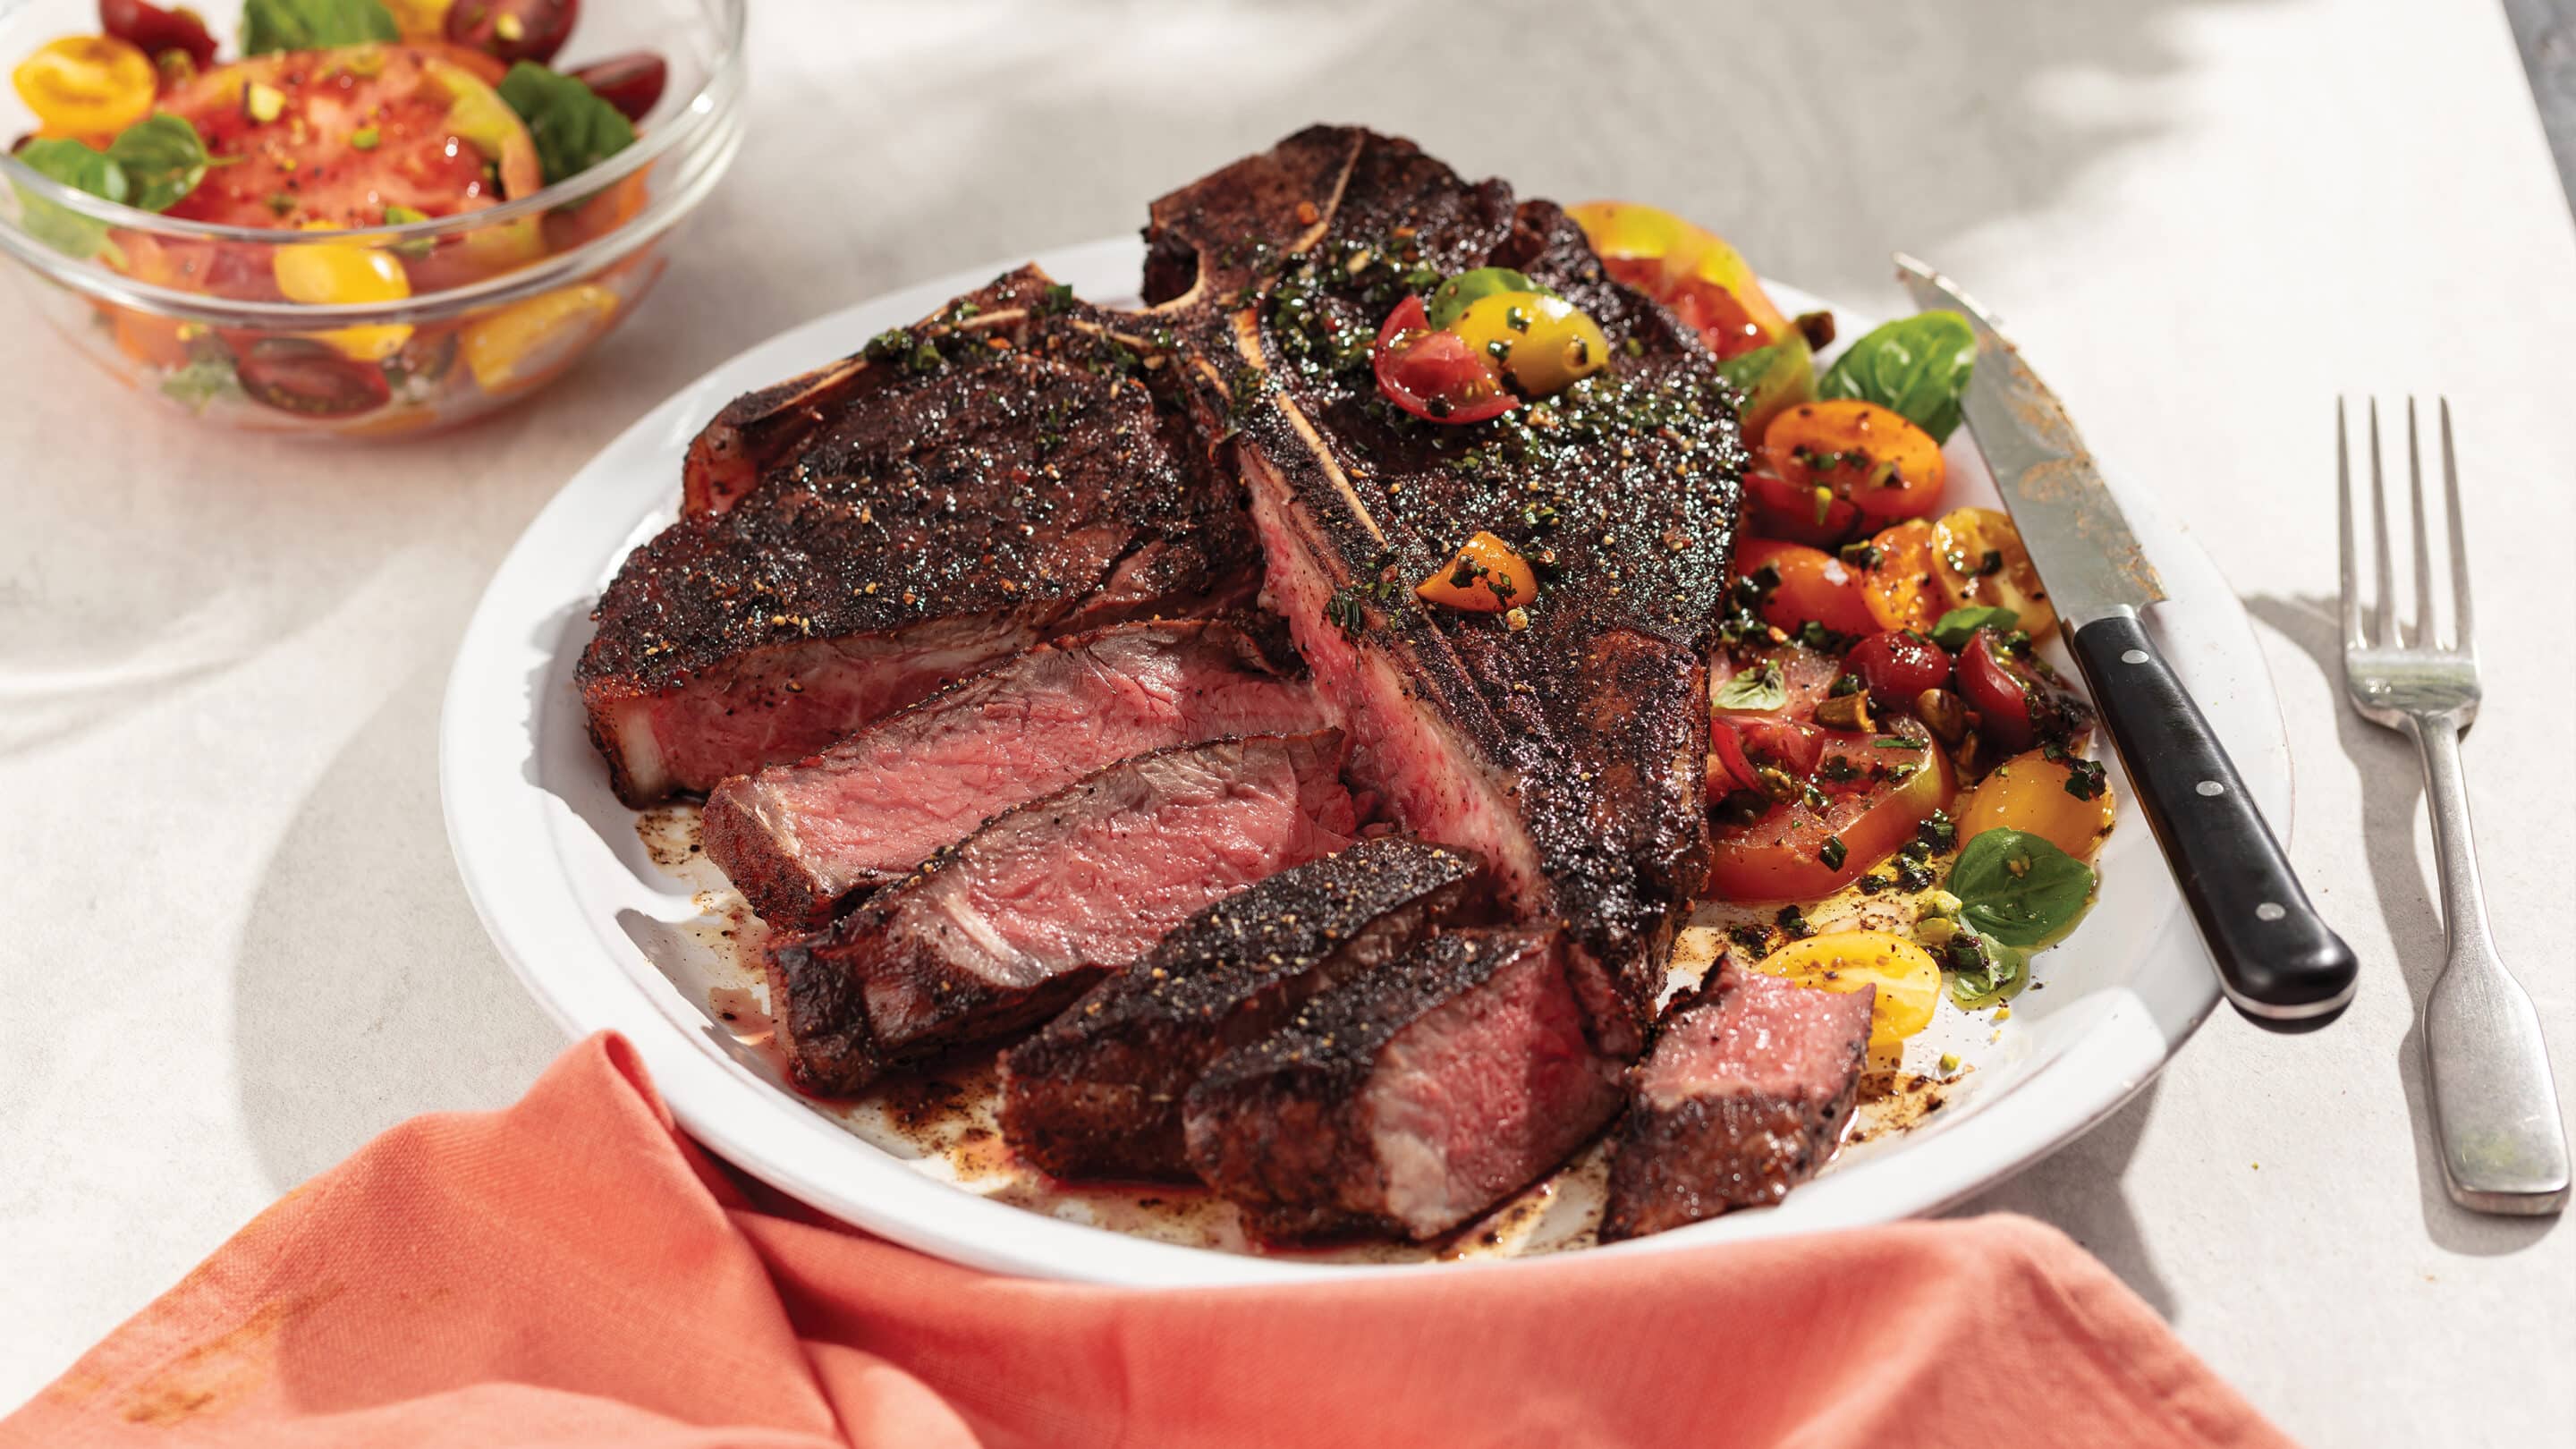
9 0 667 421
1377 201 2117 1057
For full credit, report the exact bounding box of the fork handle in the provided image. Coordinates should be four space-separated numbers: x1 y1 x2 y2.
2069 610 2359 1026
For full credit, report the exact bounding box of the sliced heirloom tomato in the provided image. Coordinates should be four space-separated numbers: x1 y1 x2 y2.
1764 399 1946 525
1568 200 1791 360
1931 506 2058 636
1734 537 1876 638
1372 293 1513 424
159 45 541 230
1707 741 1954 902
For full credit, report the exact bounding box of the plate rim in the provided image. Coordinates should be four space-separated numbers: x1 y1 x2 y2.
438 236 2284 1284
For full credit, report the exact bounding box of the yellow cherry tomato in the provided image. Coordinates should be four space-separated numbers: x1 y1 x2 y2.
1753 930 1944 1048
462 284 619 393
1415 530 1537 614
381 0 457 40
1446 290 1610 397
13 36 156 137
1958 748 2114 860
275 233 414 362
1932 507 2058 637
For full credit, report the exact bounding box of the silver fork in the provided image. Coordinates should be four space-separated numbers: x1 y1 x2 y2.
2340 398 2569 1215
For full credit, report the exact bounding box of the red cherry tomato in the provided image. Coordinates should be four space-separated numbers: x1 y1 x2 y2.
1958 630 2037 750
1708 719 1759 795
100 0 216 72
446 0 579 64
569 50 665 122
234 338 393 418
1735 537 1877 638
1372 293 1515 425
1743 463 1861 547
1844 630 1952 709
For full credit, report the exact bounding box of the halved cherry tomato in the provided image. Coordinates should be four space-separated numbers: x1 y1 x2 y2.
99 0 217 73
461 282 617 393
274 230 413 360
1372 294 1514 424
13 36 156 136
1446 290 1608 397
1958 629 2038 750
1736 537 1876 638
1844 630 1952 709
1932 506 2058 636
1568 200 1790 360
159 45 541 230
1743 462 1860 547
383 0 458 40
1725 334 1815 440
1753 931 1945 1047
1958 747 2114 860
445 0 577 65
234 336 392 416
1856 518 1942 633
1707 740 1954 901
1416 529 1535 613
1764 400 1946 525
570 51 666 123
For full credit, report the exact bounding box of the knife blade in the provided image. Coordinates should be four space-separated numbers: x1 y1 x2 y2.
1890 253 2357 1026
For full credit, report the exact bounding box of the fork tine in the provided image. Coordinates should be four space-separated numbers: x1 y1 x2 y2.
2441 398 2474 651
2369 398 2398 647
2337 399 2364 648
2408 399 2436 649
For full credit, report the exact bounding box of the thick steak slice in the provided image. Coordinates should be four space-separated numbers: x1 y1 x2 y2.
703 618 1326 930
1142 127 1744 1052
1183 928 1626 1241
767 731 1358 1093
580 267 1258 803
1000 836 1481 1182
1597 961 1874 1241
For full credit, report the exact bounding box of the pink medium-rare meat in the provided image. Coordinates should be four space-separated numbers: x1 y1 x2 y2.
1182 928 1626 1241
1000 836 1483 1182
702 618 1328 930
1598 960 1875 1241
766 731 1359 1093
579 267 1258 804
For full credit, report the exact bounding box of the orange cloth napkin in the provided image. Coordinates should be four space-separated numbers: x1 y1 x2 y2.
4 1034 2292 1448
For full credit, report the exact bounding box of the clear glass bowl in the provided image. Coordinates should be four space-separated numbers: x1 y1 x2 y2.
0 0 744 437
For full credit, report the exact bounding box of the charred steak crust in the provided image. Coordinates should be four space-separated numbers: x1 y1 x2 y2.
580 267 1260 803
700 615 1324 930
999 836 1482 1182
766 729 1357 1094
1183 928 1627 1241
1141 126 1744 1046
1597 962 1875 1241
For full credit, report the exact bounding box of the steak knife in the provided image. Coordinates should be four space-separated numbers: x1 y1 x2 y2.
1894 255 2358 1027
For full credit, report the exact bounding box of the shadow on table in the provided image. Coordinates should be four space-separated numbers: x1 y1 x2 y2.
1951 1078 2177 1318
2244 592 2558 1257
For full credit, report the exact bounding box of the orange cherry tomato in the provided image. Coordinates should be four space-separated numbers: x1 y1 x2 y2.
1735 537 1876 638
1958 747 2114 860
1931 506 2058 637
1763 400 1946 525
1417 530 1535 613
13 35 156 136
1855 519 1943 635
1743 462 1860 547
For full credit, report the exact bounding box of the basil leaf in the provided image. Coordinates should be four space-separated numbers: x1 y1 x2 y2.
1426 267 1553 330
242 0 399 55
497 62 637 187
1712 660 1786 712
106 114 216 214
1946 827 2095 946
1930 605 2018 650
159 353 242 412
1818 309 1977 443
1943 924 2028 1008
13 138 128 260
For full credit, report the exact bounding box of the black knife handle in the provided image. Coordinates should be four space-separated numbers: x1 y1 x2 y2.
2067 612 2357 1027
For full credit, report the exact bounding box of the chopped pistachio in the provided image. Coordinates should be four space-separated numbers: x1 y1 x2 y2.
244 81 286 124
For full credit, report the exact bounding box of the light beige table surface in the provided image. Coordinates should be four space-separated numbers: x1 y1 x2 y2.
5 1 2572 1441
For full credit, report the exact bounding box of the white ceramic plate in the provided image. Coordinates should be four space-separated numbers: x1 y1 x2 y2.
440 237 2290 1284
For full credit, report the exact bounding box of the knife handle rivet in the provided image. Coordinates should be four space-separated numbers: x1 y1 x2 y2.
2121 648 2148 664
2197 780 2225 797
2257 902 2287 921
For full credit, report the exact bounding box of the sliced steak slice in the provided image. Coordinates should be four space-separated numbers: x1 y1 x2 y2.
702 618 1326 930
1183 928 1626 1241
1141 127 1744 1053
1597 961 1875 1241
1000 835 1482 1182
580 267 1258 803
767 730 1358 1094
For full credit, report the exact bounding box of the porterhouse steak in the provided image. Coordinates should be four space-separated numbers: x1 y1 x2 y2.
579 267 1258 803
766 730 1359 1093
1000 835 1480 1182
702 617 1327 929
1140 126 1746 1051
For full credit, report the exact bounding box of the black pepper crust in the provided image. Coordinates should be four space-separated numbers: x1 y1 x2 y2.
1142 126 1745 1038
